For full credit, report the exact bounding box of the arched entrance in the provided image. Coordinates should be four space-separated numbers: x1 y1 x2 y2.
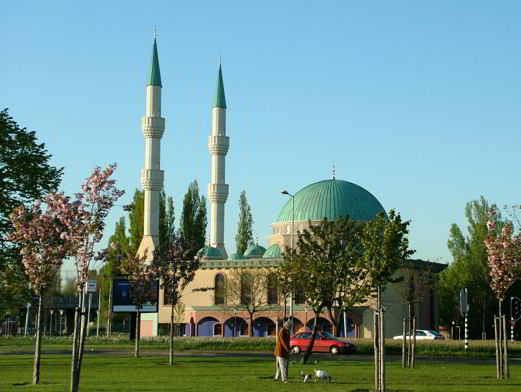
197 317 221 337
223 316 247 337
306 317 333 334
253 317 276 337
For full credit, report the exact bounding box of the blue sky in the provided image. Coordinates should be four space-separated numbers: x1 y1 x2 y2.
2 1 520 279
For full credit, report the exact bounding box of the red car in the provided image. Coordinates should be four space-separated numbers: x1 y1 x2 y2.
290 331 356 355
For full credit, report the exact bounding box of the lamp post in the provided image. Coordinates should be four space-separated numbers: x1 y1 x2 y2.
281 190 294 320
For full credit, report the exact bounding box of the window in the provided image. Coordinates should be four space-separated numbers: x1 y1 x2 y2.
298 224 303 233
267 274 278 305
286 225 291 234
214 323 222 336
163 286 176 305
294 286 306 305
240 322 249 336
214 274 225 305
267 323 277 336
240 273 253 305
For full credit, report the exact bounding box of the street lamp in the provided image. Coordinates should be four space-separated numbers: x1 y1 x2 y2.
281 190 294 322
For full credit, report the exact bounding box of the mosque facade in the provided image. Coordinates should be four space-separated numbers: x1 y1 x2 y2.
137 37 445 339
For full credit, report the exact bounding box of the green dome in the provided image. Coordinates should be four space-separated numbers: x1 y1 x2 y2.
262 244 281 259
228 252 245 260
277 179 385 223
244 244 266 258
197 246 223 259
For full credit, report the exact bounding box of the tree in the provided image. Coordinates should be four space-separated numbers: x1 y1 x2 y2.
8 193 69 385
180 180 207 254
57 164 124 392
120 251 155 358
159 190 175 246
129 188 173 252
151 229 200 365
235 191 254 255
128 190 144 254
439 197 498 338
357 210 414 392
281 217 367 363
224 268 274 337
0 109 63 320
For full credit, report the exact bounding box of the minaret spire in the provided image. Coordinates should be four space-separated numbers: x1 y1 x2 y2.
208 59 229 258
138 34 165 257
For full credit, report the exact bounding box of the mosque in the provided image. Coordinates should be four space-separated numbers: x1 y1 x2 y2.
136 36 445 339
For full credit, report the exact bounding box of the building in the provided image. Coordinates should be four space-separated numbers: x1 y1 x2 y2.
138 36 445 339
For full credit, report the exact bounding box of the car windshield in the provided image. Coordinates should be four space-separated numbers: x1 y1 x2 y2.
322 332 338 340
428 330 442 336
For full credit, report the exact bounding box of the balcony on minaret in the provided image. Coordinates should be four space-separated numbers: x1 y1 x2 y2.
208 135 229 156
141 116 165 139
208 183 229 204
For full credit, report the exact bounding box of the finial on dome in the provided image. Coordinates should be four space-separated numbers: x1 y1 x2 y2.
219 54 221 66
154 27 157 40
332 161 336 180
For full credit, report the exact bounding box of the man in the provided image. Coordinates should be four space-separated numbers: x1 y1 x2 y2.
274 319 293 383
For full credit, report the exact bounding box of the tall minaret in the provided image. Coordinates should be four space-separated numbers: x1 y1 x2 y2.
137 33 165 258
208 59 229 259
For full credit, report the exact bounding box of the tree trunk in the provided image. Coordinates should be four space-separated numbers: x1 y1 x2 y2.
494 316 500 379
135 308 141 358
303 314 320 364
374 310 379 391
502 314 509 379
411 316 416 369
32 295 43 385
74 291 88 390
249 311 254 337
402 318 406 368
70 306 80 392
169 302 174 365
379 288 385 392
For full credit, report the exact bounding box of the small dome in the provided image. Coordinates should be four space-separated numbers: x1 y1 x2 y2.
197 246 223 259
277 179 385 223
228 252 245 260
262 244 281 259
244 244 266 258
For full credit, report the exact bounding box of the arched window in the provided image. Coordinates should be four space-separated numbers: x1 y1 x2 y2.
240 272 253 305
215 274 225 305
294 285 306 305
267 274 278 305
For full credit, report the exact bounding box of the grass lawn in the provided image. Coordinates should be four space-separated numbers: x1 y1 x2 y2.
1 354 520 392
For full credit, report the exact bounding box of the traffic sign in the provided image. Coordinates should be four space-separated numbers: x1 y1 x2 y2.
460 288 469 317
85 280 97 293
511 297 521 321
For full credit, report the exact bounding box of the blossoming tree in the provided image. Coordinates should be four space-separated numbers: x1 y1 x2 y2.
62 164 124 392
484 207 521 379
151 229 200 365
8 193 70 385
120 250 156 358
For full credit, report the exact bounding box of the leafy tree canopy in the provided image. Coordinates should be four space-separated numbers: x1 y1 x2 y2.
180 180 207 255
235 191 254 255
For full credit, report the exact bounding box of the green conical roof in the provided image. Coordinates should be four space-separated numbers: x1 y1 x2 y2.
212 64 227 108
147 38 162 87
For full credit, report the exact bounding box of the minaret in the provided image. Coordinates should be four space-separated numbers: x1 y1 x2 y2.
137 34 165 258
208 59 229 259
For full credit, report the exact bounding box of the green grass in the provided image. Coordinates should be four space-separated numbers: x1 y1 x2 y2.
0 354 520 391
2 335 521 359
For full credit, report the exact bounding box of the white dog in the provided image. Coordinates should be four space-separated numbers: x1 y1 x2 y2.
314 369 331 382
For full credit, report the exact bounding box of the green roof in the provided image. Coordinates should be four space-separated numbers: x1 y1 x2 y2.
147 38 162 87
197 246 223 259
276 179 385 223
228 252 245 260
212 64 227 108
263 244 281 259
244 244 266 258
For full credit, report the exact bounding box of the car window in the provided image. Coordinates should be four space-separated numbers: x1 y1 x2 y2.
416 331 426 336
322 332 338 340
428 330 442 336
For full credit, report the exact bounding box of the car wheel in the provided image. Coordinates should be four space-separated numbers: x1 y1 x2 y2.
292 346 301 354
330 346 339 355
